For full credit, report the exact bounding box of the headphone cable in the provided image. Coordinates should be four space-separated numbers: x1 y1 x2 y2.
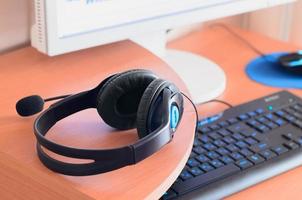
180 92 233 133
206 99 233 108
180 92 199 133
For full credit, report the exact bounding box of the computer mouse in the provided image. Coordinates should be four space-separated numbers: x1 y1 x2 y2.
278 51 302 74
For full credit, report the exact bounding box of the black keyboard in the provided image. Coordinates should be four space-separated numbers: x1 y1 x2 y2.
162 91 302 199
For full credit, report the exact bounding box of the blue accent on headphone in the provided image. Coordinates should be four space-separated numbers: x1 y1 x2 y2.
288 59 302 68
170 105 180 129
298 50 302 55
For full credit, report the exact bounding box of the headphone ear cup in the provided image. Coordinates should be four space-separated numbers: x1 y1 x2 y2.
96 69 157 130
136 79 167 139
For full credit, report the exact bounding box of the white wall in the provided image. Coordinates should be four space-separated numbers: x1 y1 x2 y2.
0 0 31 54
289 0 302 45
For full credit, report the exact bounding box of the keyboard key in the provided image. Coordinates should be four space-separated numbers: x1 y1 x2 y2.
196 154 210 163
284 141 299 150
272 145 288 155
293 112 302 119
189 167 204 177
190 152 197 158
266 122 278 129
275 110 286 117
199 163 214 172
216 147 230 155
231 152 244 160
193 146 206 155
251 132 263 141
208 132 222 140
285 115 296 122
235 141 248 148
240 148 253 157
293 120 302 128
162 189 177 200
206 151 220 159
187 158 200 168
247 120 261 127
274 118 286 126
204 143 217 151
193 138 201 147
218 129 231 137
199 135 212 143
256 108 264 114
245 137 258 145
226 144 239 152
292 104 302 112
282 132 295 140
209 124 220 131
259 150 276 160
256 125 270 133
223 136 236 144
220 156 234 164
228 123 250 133
250 142 269 153
179 170 193 181
257 117 268 123
247 111 257 117
232 133 244 140
238 114 249 121
172 164 240 195
294 137 302 145
284 107 295 115
218 121 229 128
248 154 265 164
240 129 257 137
265 113 275 120
210 159 224 168
227 118 238 124
213 139 227 147
236 159 253 169
198 126 211 133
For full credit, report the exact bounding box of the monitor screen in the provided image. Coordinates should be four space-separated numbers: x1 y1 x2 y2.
56 0 227 38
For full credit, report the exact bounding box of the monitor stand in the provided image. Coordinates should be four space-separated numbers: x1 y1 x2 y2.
131 30 226 104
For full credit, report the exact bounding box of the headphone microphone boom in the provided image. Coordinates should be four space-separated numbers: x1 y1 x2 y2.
16 95 71 117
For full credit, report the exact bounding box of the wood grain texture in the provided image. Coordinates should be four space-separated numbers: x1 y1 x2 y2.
0 151 92 200
169 25 302 199
0 41 196 199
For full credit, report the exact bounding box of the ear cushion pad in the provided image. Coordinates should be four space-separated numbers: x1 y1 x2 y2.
136 79 168 139
97 69 157 130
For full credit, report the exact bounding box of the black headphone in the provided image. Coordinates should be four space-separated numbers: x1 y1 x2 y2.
16 69 184 176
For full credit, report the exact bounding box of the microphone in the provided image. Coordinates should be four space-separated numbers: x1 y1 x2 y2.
16 94 71 117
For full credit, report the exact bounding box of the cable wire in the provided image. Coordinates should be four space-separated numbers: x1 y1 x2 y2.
181 92 199 133
180 92 234 133
210 23 266 57
206 99 233 109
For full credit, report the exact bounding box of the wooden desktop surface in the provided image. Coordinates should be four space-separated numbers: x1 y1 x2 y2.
0 41 196 199
169 26 302 199
1 25 302 199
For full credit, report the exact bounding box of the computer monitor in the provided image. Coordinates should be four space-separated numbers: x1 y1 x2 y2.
31 0 294 103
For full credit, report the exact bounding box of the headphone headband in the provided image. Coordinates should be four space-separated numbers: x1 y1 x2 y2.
34 87 177 175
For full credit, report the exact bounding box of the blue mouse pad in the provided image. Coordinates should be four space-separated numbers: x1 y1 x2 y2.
246 52 302 89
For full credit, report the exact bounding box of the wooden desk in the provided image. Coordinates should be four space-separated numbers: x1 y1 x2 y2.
1 25 302 199
0 41 196 199
169 26 302 199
